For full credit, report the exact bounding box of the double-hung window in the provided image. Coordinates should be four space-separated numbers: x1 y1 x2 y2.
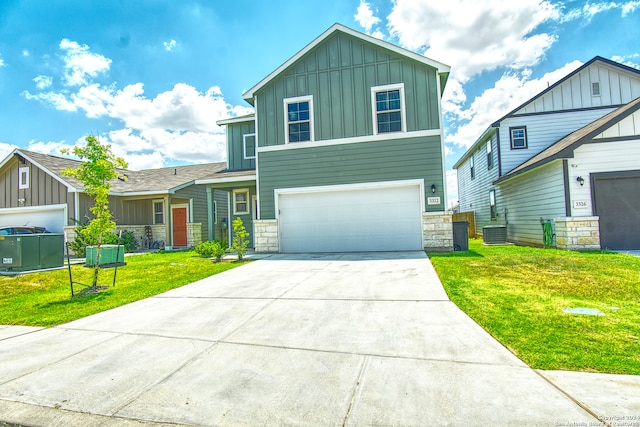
243 133 256 159
153 200 164 224
510 126 528 149
233 189 250 215
372 83 406 134
470 155 475 179
284 96 313 143
486 140 493 170
489 190 497 220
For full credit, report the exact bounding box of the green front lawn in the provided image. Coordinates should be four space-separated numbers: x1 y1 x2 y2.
428 240 640 375
0 251 246 327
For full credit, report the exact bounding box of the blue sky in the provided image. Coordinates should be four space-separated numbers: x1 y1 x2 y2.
1 0 639 205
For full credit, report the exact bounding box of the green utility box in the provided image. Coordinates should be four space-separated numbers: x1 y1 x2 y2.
0 234 64 272
85 245 125 267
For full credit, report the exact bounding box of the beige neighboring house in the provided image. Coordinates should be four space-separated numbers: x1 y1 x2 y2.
0 149 229 249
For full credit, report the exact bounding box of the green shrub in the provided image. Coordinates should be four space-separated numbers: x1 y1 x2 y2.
195 240 227 261
119 230 139 253
69 224 138 257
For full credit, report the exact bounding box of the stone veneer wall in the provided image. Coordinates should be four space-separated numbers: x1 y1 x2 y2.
422 212 453 251
254 219 279 253
555 216 600 250
186 223 202 248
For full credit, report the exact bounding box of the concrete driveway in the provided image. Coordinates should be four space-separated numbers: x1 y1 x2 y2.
0 252 603 426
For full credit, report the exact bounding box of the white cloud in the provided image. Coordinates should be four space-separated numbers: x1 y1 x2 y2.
0 142 18 160
446 169 458 208
22 50 29 57
27 139 75 156
163 39 177 52
22 90 78 111
34 75 53 90
611 54 640 70
445 60 583 149
0 54 4 67
387 0 560 82
354 0 381 32
59 39 111 86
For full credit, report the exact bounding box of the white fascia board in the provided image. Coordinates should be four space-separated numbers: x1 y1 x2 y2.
257 129 442 154
243 23 451 102
109 190 170 197
194 174 257 185
217 115 256 126
0 148 18 170
12 150 79 192
0 203 67 214
452 126 497 170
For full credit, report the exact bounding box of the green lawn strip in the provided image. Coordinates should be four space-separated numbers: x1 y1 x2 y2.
429 240 640 375
0 251 247 327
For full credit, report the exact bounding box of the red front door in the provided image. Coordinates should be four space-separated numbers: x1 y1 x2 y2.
172 207 187 247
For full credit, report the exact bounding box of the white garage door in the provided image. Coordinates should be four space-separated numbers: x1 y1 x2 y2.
0 205 66 233
278 183 423 252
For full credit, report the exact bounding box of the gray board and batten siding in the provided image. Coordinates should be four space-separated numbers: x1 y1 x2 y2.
227 120 256 171
253 31 442 147
258 135 444 219
0 155 75 222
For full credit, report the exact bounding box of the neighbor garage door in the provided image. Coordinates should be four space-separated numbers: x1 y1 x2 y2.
593 173 640 250
0 205 66 233
277 183 423 252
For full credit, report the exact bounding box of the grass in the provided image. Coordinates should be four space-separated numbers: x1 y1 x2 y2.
0 251 247 327
428 240 640 375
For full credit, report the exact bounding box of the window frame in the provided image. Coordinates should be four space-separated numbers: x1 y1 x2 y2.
591 82 601 97
371 83 407 135
233 188 250 215
509 126 528 149
489 189 497 220
243 133 256 160
284 95 314 144
470 155 475 180
486 140 493 170
153 200 165 224
18 167 29 189
212 200 218 224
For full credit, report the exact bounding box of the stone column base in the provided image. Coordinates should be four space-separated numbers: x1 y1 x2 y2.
422 212 453 251
254 219 279 253
554 216 600 250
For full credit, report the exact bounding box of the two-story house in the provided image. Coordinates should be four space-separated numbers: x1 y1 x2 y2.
199 23 452 253
454 57 640 250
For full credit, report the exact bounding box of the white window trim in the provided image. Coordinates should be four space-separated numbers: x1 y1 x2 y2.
371 83 407 135
510 126 528 149
284 95 314 144
233 188 250 215
243 133 256 160
18 167 29 189
212 200 218 224
592 82 601 97
153 199 165 224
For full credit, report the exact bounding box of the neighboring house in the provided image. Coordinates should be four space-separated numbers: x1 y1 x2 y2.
0 149 229 249
454 56 640 250
203 23 452 252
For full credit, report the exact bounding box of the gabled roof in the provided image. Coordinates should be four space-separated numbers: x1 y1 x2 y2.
241 23 451 104
1 149 227 195
453 56 640 169
495 96 640 184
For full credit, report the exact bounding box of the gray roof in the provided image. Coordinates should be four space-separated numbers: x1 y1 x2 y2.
495 96 640 183
14 149 228 194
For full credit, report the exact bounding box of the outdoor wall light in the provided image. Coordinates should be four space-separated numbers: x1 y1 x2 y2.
431 184 437 193
576 176 585 186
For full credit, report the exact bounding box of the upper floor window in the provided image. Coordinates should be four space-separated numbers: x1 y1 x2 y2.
510 126 528 149
486 140 493 170
153 200 164 224
284 96 313 143
591 82 601 97
470 155 475 179
18 167 29 189
243 133 256 159
371 83 406 134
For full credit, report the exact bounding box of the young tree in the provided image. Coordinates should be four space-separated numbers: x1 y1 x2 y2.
231 217 249 261
61 135 127 289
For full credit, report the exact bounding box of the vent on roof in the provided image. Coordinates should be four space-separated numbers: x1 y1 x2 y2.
591 82 601 97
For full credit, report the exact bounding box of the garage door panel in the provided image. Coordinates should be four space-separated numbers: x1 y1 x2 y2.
278 184 423 253
594 175 640 250
0 206 66 233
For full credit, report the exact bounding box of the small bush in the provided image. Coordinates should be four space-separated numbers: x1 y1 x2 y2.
70 224 138 257
119 230 139 253
231 218 249 261
195 240 227 261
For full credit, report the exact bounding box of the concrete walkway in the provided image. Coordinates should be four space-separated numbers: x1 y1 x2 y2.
0 252 636 426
